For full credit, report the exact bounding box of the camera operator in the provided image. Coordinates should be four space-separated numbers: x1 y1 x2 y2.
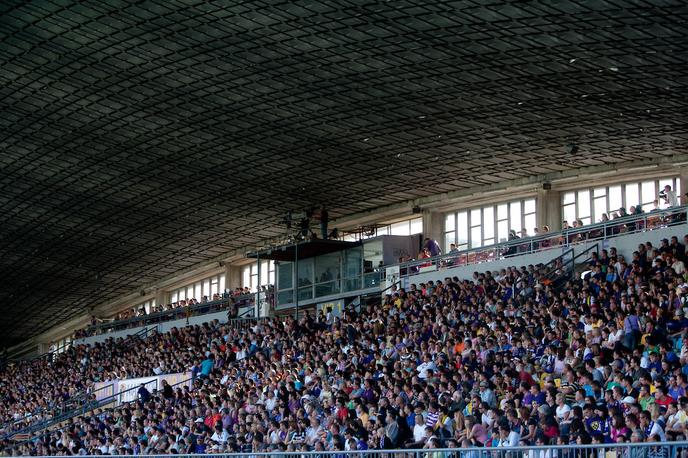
659 184 678 208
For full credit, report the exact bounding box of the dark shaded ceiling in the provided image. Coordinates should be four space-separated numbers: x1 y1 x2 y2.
0 0 687 346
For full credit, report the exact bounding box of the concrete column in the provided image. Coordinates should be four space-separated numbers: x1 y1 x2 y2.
226 264 242 291
155 289 167 307
422 209 445 250
536 188 562 231
680 167 688 205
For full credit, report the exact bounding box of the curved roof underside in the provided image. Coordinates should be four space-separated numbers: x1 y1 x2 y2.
0 0 687 346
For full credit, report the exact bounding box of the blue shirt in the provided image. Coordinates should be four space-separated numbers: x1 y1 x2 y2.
201 358 214 376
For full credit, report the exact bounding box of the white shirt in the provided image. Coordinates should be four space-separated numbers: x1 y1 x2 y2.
413 424 426 442
265 397 277 412
608 329 623 345
673 260 685 275
664 190 678 207
649 421 666 442
416 361 437 379
556 404 571 420
498 431 520 447
211 430 229 444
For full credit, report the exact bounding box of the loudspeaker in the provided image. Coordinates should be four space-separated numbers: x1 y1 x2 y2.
542 182 552 190
412 205 421 214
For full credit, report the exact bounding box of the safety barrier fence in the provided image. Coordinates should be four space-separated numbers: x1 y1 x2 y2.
386 205 687 279
3 375 192 443
16 441 688 458
78 292 262 337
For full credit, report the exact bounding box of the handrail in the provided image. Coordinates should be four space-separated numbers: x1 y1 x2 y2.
0 381 113 437
380 278 401 295
388 204 687 277
10 441 688 457
77 292 264 338
6 375 192 446
540 248 574 282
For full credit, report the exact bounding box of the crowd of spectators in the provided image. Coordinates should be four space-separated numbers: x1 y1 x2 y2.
439 200 686 263
72 286 271 340
1 230 687 456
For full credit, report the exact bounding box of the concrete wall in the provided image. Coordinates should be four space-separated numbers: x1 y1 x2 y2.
400 222 688 287
74 310 229 346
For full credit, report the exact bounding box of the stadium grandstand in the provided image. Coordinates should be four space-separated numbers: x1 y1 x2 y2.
0 1 688 457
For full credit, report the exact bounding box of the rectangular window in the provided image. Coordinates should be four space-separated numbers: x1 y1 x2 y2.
608 185 622 215
469 208 482 248
563 204 576 226
593 196 607 223
444 198 537 249
524 213 536 234
577 190 590 222
497 220 509 242
409 217 423 235
445 213 455 232
483 206 495 240
641 181 655 207
445 231 456 252
457 211 468 249
470 226 482 248
509 201 522 233
562 176 679 222
625 183 640 211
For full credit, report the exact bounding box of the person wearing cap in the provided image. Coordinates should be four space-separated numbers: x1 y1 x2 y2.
478 381 497 409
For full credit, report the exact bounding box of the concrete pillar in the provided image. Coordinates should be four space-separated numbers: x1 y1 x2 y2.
226 264 242 291
422 210 445 250
536 188 562 231
155 289 167 307
680 167 688 205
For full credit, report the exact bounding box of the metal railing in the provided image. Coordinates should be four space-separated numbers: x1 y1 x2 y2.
77 293 259 338
226 316 271 332
0 381 114 438
13 441 688 458
387 205 687 279
6 375 192 447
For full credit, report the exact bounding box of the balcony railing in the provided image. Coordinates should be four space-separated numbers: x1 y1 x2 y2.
16 441 688 458
77 292 259 338
386 205 687 280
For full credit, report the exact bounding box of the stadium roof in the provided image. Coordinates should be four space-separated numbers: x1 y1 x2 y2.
0 0 687 345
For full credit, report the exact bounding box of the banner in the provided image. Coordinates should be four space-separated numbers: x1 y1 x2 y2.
384 265 400 289
317 299 343 318
92 381 117 401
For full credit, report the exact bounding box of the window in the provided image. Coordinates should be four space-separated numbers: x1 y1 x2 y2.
561 176 680 222
169 274 226 303
444 198 537 250
240 260 276 292
345 217 423 241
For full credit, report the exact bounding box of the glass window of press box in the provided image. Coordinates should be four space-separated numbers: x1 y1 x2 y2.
275 245 365 305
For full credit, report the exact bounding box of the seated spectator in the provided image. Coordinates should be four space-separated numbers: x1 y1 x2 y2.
4 237 688 455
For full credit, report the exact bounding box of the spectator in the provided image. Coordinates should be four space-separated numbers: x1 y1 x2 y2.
4 237 688 455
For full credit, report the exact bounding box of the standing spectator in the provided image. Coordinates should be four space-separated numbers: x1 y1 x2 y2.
660 185 678 207
424 238 442 257
317 206 329 240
